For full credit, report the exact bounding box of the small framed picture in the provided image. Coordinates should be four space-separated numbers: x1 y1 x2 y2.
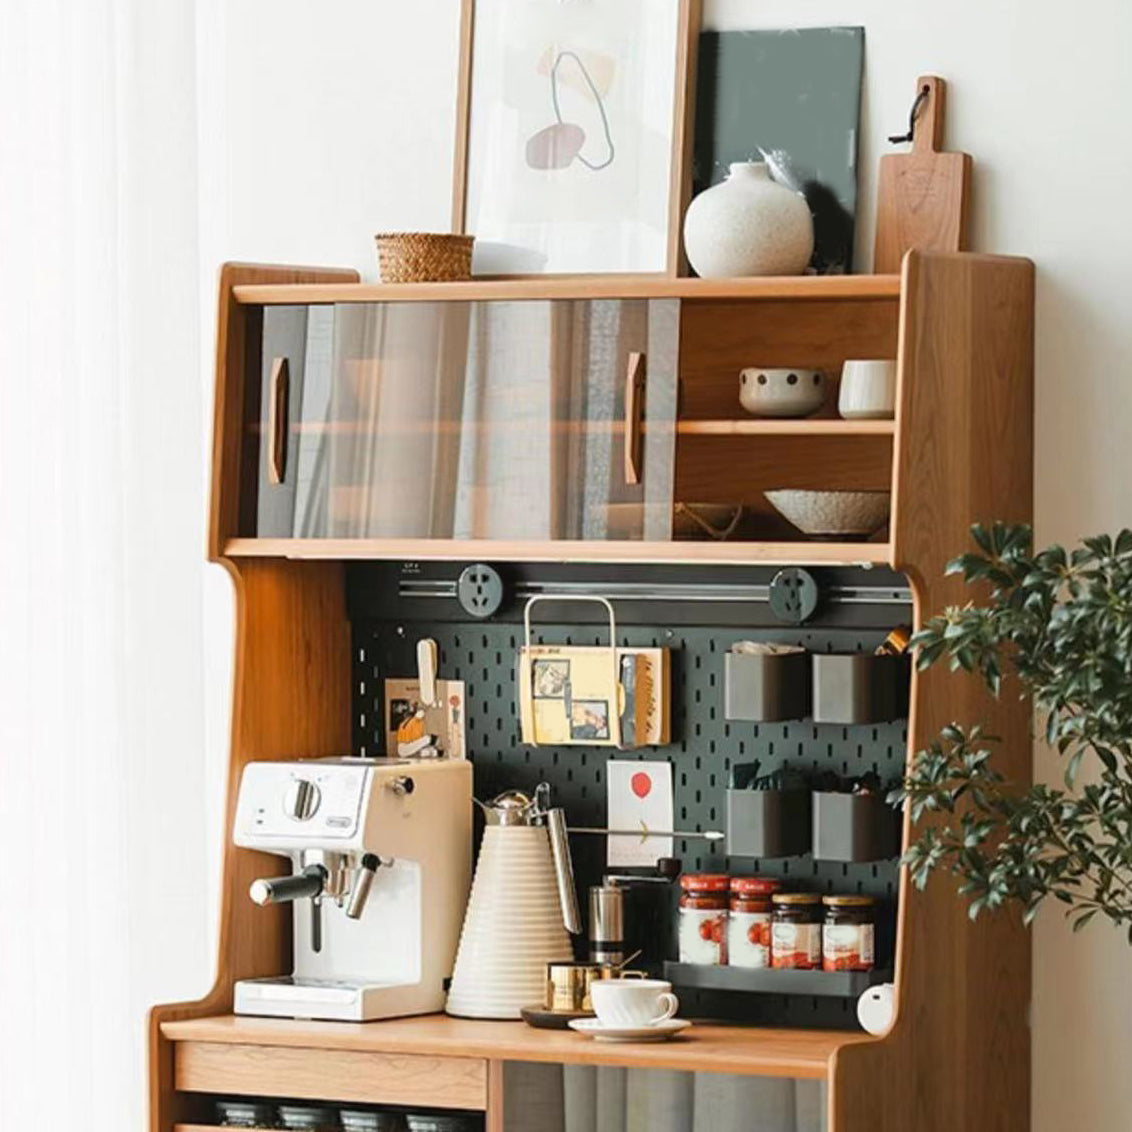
533 658 571 699
453 0 700 276
570 699 610 741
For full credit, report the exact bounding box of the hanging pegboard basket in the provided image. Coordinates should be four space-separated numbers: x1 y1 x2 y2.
374 232 475 283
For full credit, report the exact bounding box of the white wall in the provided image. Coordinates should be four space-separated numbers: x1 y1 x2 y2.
195 2 1132 1128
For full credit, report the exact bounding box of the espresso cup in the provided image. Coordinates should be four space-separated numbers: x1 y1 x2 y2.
588 978 679 1028
838 359 897 420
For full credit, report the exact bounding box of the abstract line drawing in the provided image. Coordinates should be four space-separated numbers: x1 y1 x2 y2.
525 50 615 172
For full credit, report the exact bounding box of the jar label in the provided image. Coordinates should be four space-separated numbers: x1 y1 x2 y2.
728 910 771 969
822 923 875 971
679 907 727 965
771 920 821 969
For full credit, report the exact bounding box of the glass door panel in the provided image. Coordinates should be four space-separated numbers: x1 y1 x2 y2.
248 299 678 542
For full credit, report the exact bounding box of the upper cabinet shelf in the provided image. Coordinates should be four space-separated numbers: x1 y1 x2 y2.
209 255 1032 568
677 419 895 436
232 273 902 306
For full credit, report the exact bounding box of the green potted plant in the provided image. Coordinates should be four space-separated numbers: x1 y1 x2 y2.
892 523 1132 936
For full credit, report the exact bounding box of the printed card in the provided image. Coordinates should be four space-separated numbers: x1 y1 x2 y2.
606 759 674 867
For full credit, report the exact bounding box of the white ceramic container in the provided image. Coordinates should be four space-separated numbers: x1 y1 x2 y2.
739 367 826 417
838 359 898 419
445 826 573 1019
683 161 814 278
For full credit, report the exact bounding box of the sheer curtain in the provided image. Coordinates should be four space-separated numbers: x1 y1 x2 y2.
506 1064 826 1132
0 1 218 1128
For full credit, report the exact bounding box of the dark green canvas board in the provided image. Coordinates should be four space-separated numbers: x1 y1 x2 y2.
693 27 865 273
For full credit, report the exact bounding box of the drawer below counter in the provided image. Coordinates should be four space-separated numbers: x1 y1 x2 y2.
173 1040 488 1111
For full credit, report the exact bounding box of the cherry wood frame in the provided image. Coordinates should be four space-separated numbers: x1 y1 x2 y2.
151 251 1034 1132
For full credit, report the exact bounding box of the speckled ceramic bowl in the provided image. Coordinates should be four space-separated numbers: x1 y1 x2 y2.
765 490 891 538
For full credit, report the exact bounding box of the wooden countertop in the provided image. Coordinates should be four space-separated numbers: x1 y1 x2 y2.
161 1013 878 1080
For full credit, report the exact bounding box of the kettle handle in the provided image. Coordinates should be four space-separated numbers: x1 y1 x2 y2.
545 806 582 935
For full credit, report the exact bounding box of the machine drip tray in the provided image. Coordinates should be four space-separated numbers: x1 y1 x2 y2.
235 976 423 1022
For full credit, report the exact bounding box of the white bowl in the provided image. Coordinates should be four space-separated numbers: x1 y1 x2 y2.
740 368 826 418
765 490 891 537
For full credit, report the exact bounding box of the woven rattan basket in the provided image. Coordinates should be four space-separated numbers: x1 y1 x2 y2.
374 232 475 283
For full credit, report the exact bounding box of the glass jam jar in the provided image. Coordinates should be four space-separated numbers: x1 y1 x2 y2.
771 893 822 969
727 877 779 968
678 873 729 965
822 895 876 971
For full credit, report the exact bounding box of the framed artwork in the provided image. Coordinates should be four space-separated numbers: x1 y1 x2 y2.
692 28 865 274
452 0 700 277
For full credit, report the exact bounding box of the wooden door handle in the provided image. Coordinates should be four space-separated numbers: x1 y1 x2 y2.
268 356 289 485
623 351 646 485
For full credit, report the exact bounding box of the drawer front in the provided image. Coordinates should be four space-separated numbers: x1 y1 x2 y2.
174 1041 487 1111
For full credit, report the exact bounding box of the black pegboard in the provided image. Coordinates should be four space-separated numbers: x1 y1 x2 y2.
348 563 910 1030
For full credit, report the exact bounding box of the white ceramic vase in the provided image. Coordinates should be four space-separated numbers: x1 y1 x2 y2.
683 161 814 278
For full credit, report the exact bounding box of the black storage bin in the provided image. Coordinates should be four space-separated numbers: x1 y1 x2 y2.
726 787 812 857
723 651 810 722
812 791 902 861
812 653 909 724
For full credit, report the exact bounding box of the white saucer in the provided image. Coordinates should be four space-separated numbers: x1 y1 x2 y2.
568 1018 692 1043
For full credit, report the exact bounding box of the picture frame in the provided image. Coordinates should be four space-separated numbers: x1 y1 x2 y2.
452 0 701 278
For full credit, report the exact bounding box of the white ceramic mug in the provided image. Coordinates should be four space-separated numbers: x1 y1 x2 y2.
838 359 897 420
588 978 679 1027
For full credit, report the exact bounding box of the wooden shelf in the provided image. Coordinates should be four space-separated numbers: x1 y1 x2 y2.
247 418 894 438
221 537 893 567
677 419 895 437
161 1013 877 1081
233 273 902 306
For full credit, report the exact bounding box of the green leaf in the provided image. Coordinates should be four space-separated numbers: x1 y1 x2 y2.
1072 909 1098 932
1065 748 1086 788
971 525 994 554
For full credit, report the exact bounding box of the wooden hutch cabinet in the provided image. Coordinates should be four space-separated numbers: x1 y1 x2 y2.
151 251 1034 1132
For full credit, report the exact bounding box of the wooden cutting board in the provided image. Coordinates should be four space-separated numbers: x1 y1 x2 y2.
873 75 972 273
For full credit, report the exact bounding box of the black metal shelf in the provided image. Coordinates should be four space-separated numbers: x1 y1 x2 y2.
664 961 890 999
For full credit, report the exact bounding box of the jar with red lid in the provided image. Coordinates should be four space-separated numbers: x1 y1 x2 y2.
771 893 822 969
727 877 779 968
678 874 729 965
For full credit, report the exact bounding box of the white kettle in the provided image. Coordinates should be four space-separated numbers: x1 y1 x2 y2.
445 785 581 1019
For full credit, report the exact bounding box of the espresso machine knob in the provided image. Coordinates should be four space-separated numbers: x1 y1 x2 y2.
283 778 321 821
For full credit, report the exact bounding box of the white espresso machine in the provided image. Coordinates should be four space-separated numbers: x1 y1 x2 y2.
233 756 472 1021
